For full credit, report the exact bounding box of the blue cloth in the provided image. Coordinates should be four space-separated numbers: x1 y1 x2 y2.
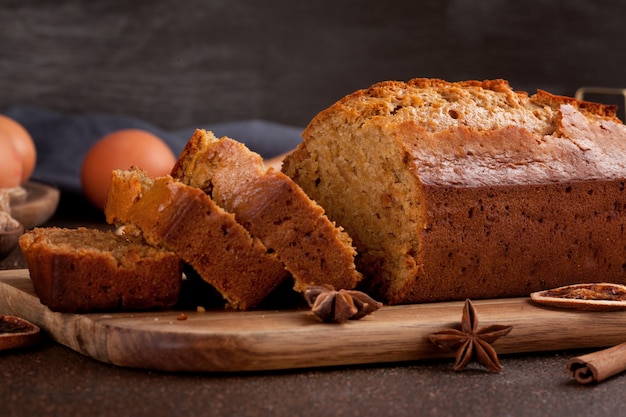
3 106 304 193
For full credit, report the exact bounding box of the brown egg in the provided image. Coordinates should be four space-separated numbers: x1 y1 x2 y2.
81 129 176 210
0 136 22 188
0 115 37 184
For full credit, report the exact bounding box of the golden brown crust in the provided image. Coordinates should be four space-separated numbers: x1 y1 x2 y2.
283 78 626 304
171 129 266 201
19 227 183 313
532 89 619 120
106 170 288 310
232 169 360 291
172 129 363 292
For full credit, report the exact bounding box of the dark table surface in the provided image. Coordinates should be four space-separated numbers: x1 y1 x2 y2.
2 192 626 417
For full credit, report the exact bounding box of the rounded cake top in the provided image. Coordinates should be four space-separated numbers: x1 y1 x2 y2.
300 78 626 186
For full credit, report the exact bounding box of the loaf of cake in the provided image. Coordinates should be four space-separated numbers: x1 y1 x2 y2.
105 168 289 309
282 78 626 304
19 227 183 313
171 129 363 292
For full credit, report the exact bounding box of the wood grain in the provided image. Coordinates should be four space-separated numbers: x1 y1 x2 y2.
2 269 626 372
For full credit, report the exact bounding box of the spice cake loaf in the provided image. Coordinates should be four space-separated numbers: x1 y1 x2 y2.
105 168 289 310
19 227 183 313
171 129 362 292
281 78 626 304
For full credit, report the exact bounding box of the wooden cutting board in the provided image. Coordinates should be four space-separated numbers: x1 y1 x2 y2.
2 269 626 373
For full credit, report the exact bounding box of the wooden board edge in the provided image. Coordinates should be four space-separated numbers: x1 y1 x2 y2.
2 269 626 372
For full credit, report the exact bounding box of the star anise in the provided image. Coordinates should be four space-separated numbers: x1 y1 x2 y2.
428 299 513 373
304 285 383 323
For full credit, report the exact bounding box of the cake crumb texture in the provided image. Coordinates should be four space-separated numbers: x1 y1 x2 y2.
172 129 362 292
105 169 289 310
282 78 626 304
18 227 183 312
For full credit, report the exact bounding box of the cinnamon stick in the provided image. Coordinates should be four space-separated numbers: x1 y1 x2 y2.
566 341 626 384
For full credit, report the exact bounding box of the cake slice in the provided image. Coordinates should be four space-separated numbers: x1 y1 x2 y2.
171 129 363 292
19 227 183 313
105 168 288 309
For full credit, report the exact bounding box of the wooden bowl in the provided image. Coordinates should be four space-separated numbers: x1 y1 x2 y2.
11 182 60 229
0 222 24 260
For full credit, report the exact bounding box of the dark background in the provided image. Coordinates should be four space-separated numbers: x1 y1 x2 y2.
1 0 625 131
4 4 626 415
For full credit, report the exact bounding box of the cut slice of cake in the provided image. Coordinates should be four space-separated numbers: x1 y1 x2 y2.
19 227 183 313
171 129 363 292
105 168 289 310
